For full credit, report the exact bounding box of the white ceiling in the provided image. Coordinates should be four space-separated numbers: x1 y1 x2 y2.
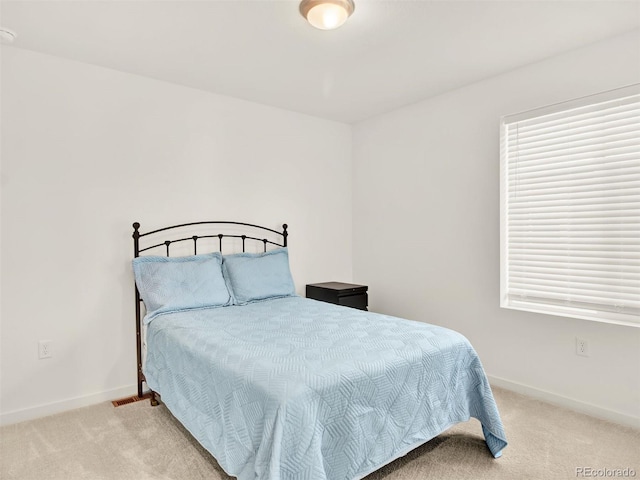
2 0 639 123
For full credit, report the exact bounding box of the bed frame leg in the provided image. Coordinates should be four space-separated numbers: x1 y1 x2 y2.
150 391 159 406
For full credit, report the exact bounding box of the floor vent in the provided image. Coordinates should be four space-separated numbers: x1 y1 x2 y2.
112 393 151 407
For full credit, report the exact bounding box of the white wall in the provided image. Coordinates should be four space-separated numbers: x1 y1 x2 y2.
353 30 640 425
0 47 353 423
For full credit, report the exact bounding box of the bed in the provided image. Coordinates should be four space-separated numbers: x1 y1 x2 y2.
132 221 507 480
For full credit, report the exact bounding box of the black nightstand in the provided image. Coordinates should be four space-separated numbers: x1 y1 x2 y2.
306 282 368 311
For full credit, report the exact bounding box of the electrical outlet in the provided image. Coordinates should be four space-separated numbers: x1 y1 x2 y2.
38 340 53 359
576 337 589 357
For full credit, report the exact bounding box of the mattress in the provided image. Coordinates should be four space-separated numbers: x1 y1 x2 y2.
144 296 507 480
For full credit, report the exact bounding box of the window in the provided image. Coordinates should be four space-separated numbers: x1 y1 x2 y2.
500 84 640 327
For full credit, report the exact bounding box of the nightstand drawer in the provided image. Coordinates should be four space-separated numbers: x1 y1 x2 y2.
306 282 368 311
338 292 368 310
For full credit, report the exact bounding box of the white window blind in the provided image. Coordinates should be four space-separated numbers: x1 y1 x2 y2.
500 84 640 327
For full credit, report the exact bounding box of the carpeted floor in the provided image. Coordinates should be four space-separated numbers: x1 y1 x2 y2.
1 387 638 480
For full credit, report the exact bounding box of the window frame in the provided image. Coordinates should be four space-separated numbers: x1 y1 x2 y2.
500 84 640 328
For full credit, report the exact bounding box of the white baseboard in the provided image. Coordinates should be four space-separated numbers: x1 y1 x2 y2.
488 375 640 429
0 384 137 426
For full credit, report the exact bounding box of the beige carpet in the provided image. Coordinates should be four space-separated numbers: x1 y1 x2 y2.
1 387 638 480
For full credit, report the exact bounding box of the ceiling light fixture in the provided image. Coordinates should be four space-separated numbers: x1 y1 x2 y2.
0 28 16 45
299 0 355 30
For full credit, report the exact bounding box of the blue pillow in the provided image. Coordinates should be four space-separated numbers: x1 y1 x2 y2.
222 248 296 305
132 252 231 323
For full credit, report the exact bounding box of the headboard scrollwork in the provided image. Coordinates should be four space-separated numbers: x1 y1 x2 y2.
133 221 287 258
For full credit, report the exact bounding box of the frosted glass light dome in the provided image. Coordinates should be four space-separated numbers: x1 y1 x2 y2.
300 0 355 30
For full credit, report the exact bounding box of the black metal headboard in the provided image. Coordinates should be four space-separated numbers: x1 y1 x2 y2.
132 221 289 397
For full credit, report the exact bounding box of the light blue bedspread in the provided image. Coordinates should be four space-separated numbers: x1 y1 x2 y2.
145 297 507 480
